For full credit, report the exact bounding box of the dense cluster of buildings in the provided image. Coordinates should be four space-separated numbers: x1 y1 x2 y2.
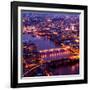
22 12 80 77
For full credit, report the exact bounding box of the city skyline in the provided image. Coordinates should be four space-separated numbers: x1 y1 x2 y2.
21 10 80 77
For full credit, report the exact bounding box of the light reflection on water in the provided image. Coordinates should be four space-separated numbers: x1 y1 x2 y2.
22 33 59 50
47 63 79 75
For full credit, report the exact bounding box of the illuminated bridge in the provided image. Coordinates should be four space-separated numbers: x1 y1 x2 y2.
38 47 74 61
23 47 79 76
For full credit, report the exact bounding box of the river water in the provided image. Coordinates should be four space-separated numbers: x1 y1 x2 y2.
22 33 59 50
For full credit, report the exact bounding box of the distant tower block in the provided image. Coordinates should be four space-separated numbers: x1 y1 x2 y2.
71 24 75 31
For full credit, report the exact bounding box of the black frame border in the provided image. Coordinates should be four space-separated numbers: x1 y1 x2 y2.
11 1 88 88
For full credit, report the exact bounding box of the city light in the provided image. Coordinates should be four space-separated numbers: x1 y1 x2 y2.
22 11 80 77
